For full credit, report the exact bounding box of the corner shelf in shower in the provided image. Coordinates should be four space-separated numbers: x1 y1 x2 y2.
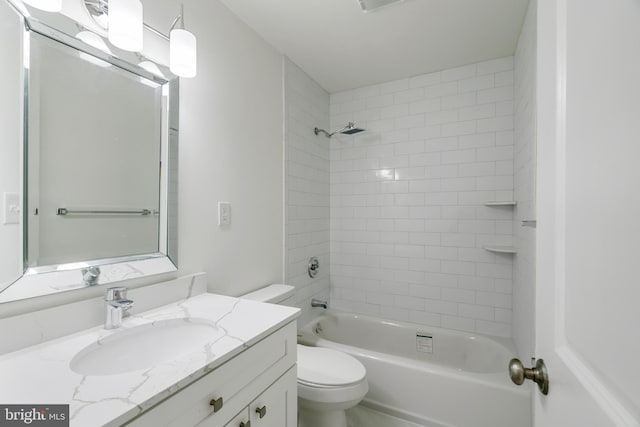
483 245 517 254
483 201 517 206
483 202 517 253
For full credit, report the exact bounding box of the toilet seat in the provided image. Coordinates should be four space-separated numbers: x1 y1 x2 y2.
297 344 366 387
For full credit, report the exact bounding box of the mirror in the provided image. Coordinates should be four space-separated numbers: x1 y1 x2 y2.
0 0 178 303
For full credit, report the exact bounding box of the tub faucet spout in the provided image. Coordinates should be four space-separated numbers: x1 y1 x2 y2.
311 299 328 309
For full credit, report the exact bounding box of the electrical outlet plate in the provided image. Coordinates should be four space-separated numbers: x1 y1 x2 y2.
3 192 20 225
218 202 231 226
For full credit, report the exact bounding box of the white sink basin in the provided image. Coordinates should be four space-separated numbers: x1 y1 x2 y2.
70 318 222 376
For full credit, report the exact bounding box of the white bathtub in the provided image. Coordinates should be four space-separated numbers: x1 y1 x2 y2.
298 311 531 427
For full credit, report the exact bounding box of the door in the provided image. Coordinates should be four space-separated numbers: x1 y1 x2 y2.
535 0 640 425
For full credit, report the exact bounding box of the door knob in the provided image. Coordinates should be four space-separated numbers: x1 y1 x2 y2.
509 358 549 395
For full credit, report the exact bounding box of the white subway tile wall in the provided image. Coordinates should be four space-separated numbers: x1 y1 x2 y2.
329 57 515 337
513 0 537 358
284 58 331 327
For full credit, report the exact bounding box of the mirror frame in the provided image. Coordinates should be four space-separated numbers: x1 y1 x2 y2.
0 3 179 303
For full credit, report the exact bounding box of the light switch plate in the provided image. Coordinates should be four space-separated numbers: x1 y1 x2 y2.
3 192 20 225
218 202 231 226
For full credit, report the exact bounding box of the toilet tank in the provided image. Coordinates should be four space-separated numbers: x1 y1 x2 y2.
241 284 295 305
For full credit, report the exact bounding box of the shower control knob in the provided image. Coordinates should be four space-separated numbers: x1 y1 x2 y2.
308 257 320 278
509 358 549 395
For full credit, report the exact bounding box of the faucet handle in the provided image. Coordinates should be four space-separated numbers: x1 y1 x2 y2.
81 266 100 285
115 299 134 311
106 286 128 301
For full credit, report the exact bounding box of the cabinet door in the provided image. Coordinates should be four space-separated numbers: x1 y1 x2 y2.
249 367 297 427
223 408 251 427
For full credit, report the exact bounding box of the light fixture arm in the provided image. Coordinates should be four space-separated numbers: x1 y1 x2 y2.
81 0 189 40
84 0 108 13
82 0 171 40
169 4 184 31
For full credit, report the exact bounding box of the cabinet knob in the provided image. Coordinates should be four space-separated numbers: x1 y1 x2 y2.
209 396 224 412
255 405 267 419
239 422 251 427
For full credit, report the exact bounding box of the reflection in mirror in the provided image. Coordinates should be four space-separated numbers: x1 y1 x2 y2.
0 0 179 303
27 33 162 267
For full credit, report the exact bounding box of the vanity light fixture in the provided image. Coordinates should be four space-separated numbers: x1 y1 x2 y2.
169 5 197 78
107 0 143 52
21 0 62 12
81 0 197 78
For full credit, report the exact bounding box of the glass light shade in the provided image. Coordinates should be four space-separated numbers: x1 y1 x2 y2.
170 28 197 78
108 0 143 52
76 31 113 54
139 61 166 79
22 0 62 12
76 31 112 68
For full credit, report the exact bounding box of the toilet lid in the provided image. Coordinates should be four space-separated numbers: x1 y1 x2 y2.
297 344 366 387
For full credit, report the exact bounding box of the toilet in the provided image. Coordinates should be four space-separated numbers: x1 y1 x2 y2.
241 285 368 427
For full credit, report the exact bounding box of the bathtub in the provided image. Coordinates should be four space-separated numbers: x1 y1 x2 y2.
298 311 531 427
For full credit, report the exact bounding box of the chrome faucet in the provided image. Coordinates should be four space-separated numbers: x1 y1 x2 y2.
311 299 328 309
105 287 134 329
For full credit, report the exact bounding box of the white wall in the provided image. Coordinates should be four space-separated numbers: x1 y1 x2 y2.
168 0 284 297
0 0 285 315
513 0 537 360
283 58 330 327
329 58 515 337
0 1 23 290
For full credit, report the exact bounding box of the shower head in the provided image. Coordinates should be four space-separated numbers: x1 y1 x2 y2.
314 122 365 138
339 122 366 135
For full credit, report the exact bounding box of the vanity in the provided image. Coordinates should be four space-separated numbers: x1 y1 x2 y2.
0 4 299 426
0 274 300 426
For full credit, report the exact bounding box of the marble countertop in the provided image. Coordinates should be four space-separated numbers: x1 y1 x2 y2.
0 293 300 426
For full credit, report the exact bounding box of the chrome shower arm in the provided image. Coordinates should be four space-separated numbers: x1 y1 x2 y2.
314 127 332 138
329 123 352 136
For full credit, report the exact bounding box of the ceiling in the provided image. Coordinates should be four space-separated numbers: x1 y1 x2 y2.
219 0 530 93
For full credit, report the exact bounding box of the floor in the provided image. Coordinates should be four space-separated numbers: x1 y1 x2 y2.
346 405 428 427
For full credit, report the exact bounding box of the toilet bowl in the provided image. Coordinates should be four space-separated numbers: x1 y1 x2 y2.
241 285 368 427
297 344 368 427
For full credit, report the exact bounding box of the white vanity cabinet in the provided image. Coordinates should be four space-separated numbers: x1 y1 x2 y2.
223 368 296 427
124 322 297 427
